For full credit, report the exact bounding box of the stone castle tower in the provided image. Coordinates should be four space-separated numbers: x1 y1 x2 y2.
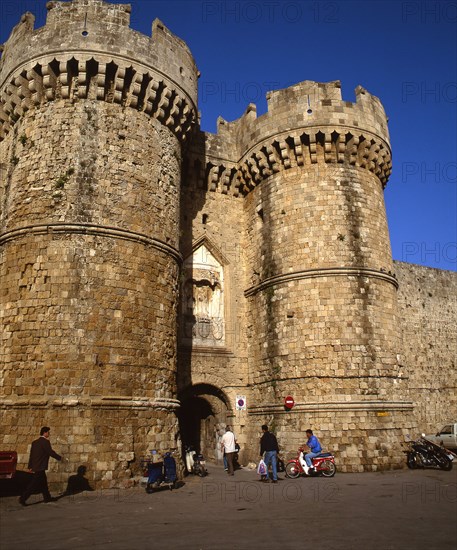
1 0 454 488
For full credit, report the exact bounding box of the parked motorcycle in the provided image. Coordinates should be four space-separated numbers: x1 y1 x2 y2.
144 452 178 492
285 447 336 478
184 446 208 477
404 435 454 471
277 455 286 473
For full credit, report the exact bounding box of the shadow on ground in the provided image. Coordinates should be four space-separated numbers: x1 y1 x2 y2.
0 470 32 497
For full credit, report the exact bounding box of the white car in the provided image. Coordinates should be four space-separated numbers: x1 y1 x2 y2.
424 422 457 451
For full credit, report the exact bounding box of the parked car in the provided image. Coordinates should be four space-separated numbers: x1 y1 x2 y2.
424 423 457 451
0 451 17 479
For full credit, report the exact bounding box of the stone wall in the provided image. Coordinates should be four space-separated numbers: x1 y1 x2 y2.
194 76 409 472
0 0 198 487
0 99 183 486
238 151 412 472
1 406 180 490
395 261 457 433
178 171 251 456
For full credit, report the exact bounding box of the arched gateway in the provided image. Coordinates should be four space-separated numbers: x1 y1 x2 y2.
178 384 232 463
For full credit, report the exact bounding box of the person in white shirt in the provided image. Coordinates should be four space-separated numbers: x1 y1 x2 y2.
220 426 236 476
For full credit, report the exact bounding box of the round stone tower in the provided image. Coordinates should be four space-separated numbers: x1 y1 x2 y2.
0 0 198 487
236 81 414 471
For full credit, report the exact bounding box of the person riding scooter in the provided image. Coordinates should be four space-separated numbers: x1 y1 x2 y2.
302 429 322 475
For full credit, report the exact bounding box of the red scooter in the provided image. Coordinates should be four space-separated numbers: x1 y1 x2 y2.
285 447 336 478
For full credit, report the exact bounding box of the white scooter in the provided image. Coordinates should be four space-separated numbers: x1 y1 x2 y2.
184 446 208 476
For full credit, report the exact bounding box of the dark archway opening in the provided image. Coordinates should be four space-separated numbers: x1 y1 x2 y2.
178 396 213 452
177 383 230 463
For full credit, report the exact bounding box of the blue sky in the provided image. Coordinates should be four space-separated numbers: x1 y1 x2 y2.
1 0 456 270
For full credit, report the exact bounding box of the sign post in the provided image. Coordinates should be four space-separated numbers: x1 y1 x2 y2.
236 395 246 411
284 395 295 410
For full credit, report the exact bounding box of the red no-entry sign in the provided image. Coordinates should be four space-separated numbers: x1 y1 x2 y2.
284 396 295 409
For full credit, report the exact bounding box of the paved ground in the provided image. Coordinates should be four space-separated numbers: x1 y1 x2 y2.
1 463 456 550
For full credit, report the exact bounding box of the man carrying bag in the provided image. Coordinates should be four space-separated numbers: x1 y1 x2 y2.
260 424 280 483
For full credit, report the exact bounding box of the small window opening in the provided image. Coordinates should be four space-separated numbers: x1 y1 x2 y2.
82 13 89 36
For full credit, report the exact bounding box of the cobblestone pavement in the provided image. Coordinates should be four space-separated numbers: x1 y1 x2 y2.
1 463 456 550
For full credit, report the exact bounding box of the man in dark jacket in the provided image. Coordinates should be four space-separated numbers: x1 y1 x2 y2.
19 426 62 506
260 424 280 482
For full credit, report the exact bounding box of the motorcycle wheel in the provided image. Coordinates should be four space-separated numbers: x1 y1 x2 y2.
437 457 453 471
285 462 300 479
319 460 336 478
406 453 417 469
197 465 207 477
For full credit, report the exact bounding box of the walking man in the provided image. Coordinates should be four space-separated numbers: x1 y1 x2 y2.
260 424 280 482
220 426 236 476
19 426 62 506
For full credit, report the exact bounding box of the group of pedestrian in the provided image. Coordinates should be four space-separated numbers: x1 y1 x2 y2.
220 424 280 479
222 424 322 481
259 425 322 481
19 424 322 505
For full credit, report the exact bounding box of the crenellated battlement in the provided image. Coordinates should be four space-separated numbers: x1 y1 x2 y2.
214 80 390 149
0 0 198 141
186 80 392 195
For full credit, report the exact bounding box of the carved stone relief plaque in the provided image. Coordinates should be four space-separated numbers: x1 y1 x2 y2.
181 244 225 346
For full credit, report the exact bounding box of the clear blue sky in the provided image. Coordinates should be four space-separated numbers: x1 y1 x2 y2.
1 0 456 271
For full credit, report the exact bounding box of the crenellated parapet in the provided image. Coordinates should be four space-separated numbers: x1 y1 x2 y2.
0 52 197 142
0 0 198 141
183 129 240 194
188 80 392 194
236 127 392 193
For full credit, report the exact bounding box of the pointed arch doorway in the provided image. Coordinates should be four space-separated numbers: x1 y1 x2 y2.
177 383 231 462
